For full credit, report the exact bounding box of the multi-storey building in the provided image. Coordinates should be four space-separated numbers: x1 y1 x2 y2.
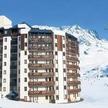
0 16 81 103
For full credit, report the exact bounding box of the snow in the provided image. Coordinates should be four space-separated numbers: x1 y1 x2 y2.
0 77 108 108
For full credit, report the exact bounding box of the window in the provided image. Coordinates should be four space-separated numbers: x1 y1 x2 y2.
3 79 6 83
63 52 65 56
63 69 66 72
4 54 7 58
4 38 7 42
4 46 7 50
56 77 58 81
25 43 27 46
55 68 58 72
24 87 27 91
4 62 6 66
55 51 57 55
64 86 66 89
4 70 6 74
64 77 66 81
25 51 27 55
3 87 6 91
24 68 27 73
63 44 65 48
55 43 57 47
63 60 66 64
56 95 59 100
24 78 27 82
24 60 27 64
55 35 57 39
56 86 59 90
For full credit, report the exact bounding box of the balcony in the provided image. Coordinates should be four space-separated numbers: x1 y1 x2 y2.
67 64 80 70
67 80 81 85
29 37 53 43
28 46 53 52
67 73 80 78
28 55 54 60
28 72 54 78
28 81 55 87
28 64 54 69
66 56 79 62
28 90 55 96
68 88 81 94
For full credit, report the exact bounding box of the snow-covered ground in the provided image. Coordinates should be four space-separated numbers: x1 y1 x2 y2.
0 77 108 108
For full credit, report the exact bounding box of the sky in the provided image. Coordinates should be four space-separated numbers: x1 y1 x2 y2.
0 0 108 39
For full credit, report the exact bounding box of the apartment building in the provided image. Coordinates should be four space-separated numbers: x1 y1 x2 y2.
0 16 81 103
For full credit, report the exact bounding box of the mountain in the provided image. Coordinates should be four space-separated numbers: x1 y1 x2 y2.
33 25 108 78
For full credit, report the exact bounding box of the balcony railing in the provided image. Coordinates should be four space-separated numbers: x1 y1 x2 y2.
29 37 53 43
28 72 54 78
68 88 81 94
67 64 80 70
28 55 54 60
28 90 55 96
67 73 80 78
66 56 79 62
67 80 81 85
28 46 53 52
28 81 55 87
28 64 54 69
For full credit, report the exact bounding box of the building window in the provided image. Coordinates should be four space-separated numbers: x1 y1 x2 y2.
56 95 59 100
24 68 27 73
55 43 57 47
4 62 6 66
55 51 57 55
4 46 7 50
46 96 48 100
4 70 6 74
4 38 7 42
3 87 6 91
24 78 27 82
25 35 27 38
24 60 27 64
56 77 58 81
25 43 27 47
25 51 27 55
63 44 65 48
24 87 27 91
55 68 58 72
63 60 66 64
63 69 66 72
64 77 66 81
56 86 59 90
64 86 66 89
3 79 6 83
55 35 57 39
4 54 7 58
63 52 65 56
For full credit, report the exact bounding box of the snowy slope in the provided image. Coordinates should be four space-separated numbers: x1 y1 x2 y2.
0 77 108 108
33 25 108 78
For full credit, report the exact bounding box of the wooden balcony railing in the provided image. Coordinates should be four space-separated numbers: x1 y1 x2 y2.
28 72 54 78
67 64 80 70
68 88 81 94
28 81 55 87
28 90 55 96
28 55 54 60
29 37 53 43
67 73 80 78
67 80 81 85
66 56 79 62
28 64 54 69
